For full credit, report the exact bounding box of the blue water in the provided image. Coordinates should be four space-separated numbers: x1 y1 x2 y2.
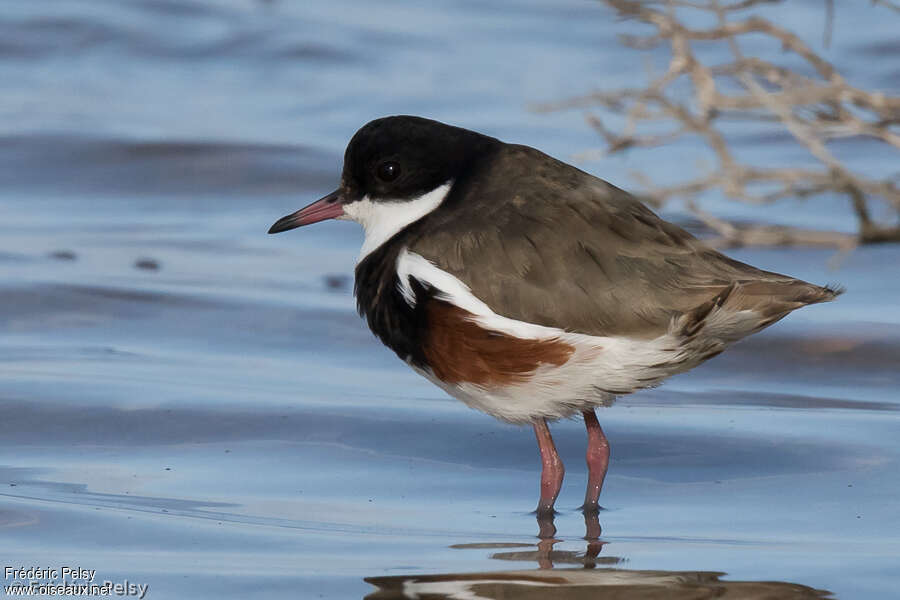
1 1 899 598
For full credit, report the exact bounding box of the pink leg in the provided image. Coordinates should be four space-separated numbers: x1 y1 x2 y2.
581 409 610 513
533 418 564 515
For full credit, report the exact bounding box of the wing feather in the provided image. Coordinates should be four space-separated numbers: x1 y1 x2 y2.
408 144 836 339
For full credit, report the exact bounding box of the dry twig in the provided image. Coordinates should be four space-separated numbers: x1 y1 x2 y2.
538 0 900 249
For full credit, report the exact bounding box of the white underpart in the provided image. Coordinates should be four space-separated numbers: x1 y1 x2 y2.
400 571 686 600
397 249 760 424
341 181 452 261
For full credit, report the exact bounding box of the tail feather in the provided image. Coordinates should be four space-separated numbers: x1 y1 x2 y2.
675 279 843 342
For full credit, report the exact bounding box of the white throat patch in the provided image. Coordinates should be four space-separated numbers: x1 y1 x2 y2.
342 181 452 262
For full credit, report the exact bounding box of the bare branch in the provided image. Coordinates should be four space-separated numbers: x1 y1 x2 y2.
539 0 900 249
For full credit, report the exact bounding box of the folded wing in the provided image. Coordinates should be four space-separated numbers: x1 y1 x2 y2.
409 144 839 340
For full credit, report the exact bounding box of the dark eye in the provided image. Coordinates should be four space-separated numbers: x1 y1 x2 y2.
376 161 401 182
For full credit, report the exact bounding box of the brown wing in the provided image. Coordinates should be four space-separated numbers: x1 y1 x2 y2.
409 144 836 339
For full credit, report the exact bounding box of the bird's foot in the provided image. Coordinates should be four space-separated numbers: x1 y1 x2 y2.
533 504 559 518
579 502 605 515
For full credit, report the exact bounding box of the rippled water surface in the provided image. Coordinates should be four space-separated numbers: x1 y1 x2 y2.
2 1 899 599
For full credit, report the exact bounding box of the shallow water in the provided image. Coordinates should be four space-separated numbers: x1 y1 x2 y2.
2 1 899 599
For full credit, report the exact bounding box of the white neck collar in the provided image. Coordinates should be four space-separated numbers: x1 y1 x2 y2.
342 181 453 262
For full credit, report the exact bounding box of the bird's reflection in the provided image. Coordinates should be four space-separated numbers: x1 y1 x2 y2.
364 511 833 599
500 510 614 570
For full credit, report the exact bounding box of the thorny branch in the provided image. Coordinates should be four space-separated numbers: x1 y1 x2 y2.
537 0 900 249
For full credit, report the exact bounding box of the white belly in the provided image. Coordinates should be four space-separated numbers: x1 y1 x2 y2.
397 248 757 424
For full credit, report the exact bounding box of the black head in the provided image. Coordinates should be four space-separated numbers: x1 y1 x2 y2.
269 116 501 233
340 115 500 202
